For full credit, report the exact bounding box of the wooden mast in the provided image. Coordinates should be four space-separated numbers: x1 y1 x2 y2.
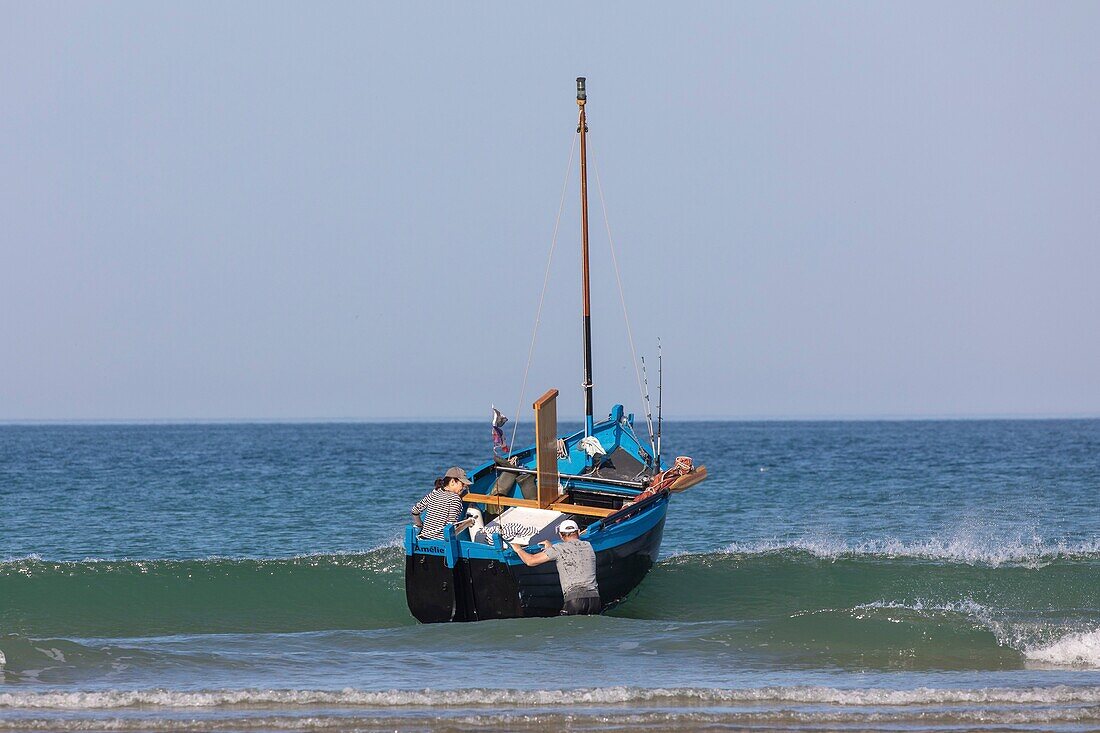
577 77 595 437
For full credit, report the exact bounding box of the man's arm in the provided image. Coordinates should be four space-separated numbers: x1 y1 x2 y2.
511 543 554 567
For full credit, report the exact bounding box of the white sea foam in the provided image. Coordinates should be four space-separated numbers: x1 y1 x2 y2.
32 648 65 663
1025 628 1100 667
718 536 1100 567
851 598 996 617
852 597 1030 656
0 544 403 571
3 685 1100 710
851 598 1100 668
8 536 1095 569
2 707 1100 731
1 553 42 564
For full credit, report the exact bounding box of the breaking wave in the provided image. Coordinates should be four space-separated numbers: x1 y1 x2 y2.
4 684 1100 709
0 547 411 638
1025 628 1100 666
3 543 1099 669
716 537 1100 567
4 684 1100 731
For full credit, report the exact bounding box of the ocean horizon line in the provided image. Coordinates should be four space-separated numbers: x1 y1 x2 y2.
2 412 1099 426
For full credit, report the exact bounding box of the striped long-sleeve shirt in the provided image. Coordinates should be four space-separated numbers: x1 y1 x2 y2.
410 488 464 540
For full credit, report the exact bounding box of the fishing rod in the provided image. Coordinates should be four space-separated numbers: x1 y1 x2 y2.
640 355 657 465
656 338 663 470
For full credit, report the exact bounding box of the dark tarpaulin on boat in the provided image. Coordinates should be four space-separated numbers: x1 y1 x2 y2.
594 447 648 482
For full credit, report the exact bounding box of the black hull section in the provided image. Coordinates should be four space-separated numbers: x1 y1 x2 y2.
405 516 665 623
404 550 461 623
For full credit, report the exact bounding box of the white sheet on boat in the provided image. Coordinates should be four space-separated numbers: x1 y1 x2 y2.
476 506 564 546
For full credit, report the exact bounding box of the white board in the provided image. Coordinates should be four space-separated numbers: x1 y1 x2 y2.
477 506 564 546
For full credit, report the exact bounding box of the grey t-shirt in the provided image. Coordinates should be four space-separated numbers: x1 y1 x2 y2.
542 539 598 598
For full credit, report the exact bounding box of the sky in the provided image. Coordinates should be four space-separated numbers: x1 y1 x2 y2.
2 2 1098 421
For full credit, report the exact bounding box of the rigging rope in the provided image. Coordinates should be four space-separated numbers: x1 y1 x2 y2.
508 133 578 457
590 137 656 453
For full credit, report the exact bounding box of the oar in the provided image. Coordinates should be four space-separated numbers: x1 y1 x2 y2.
668 466 707 492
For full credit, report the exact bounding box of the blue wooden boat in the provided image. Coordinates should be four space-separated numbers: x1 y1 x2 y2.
404 79 706 623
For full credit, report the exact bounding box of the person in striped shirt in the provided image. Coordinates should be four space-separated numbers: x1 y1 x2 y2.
410 467 471 540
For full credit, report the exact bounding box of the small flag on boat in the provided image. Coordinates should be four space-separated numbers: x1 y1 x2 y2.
491 405 509 452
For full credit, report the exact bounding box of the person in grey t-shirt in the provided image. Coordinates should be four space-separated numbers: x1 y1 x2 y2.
511 519 602 615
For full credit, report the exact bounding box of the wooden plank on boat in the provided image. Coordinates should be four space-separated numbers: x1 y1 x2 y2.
533 388 560 509
495 464 646 490
464 493 615 517
462 493 541 510
668 465 707 492
548 501 617 518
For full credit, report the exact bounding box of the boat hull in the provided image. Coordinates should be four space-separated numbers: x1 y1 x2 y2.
405 497 667 623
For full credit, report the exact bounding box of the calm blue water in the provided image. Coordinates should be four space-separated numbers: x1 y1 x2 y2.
2 420 1099 731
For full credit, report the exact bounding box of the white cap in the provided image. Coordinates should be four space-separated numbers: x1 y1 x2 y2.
558 519 580 535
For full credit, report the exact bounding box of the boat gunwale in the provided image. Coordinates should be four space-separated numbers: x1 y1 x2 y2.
404 491 669 568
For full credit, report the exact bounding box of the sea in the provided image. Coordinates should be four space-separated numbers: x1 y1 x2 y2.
1 419 1098 732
